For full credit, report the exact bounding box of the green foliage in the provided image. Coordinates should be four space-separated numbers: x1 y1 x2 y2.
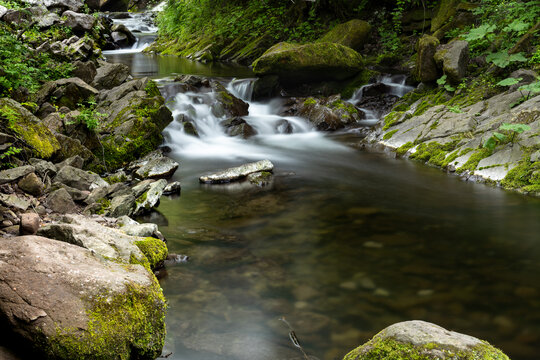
483 122 531 150
0 146 22 169
67 99 107 131
0 26 73 96
459 0 540 68
497 77 522 86
436 75 455 92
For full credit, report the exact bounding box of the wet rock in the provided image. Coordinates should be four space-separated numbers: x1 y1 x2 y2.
200 160 274 184
182 120 199 137
211 82 249 117
286 95 361 131
0 193 31 211
163 181 181 195
61 11 96 34
132 179 167 216
318 19 371 51
92 62 131 90
0 235 165 359
434 40 469 84
134 157 179 180
53 165 107 191
343 320 510 360
45 188 78 213
19 213 40 235
72 60 97 84
252 42 364 83
222 117 256 138
111 24 136 47
247 171 273 187
18 173 44 196
415 35 440 82
0 165 36 185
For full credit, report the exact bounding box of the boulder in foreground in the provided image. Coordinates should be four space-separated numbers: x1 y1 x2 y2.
0 236 166 360
343 320 509 360
200 160 274 184
252 42 364 83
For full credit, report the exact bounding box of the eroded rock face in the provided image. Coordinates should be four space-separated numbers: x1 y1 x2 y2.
343 320 509 360
252 42 364 83
0 236 166 360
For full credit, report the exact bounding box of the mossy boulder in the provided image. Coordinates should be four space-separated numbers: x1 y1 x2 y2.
431 0 461 32
96 80 172 170
0 235 166 360
135 237 168 270
318 19 371 51
344 320 510 360
252 42 364 83
0 98 61 159
415 35 440 82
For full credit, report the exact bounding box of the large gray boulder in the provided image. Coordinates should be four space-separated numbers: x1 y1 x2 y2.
343 320 509 360
132 179 167 216
53 165 108 191
92 62 131 90
34 77 99 110
288 95 362 131
134 157 179 180
0 235 165 359
45 188 78 213
434 40 469 84
200 160 274 183
61 11 96 34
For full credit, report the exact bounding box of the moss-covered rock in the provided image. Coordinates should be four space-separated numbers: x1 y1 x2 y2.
415 35 440 82
0 235 166 360
318 19 371 51
0 98 60 159
344 320 509 360
431 0 461 33
96 84 172 170
135 237 168 270
252 42 364 83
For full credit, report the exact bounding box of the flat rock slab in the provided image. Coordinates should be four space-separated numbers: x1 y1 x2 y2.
0 165 35 185
199 160 274 184
135 157 179 180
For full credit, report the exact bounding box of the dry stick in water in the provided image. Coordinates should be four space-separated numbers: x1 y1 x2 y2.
279 316 310 360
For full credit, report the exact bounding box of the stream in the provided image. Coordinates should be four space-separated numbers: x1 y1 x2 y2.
105 11 540 360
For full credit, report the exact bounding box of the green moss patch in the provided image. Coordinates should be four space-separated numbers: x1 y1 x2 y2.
457 148 492 174
344 337 509 360
46 282 166 360
501 149 540 194
135 237 168 270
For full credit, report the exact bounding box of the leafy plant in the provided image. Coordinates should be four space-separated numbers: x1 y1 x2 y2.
437 75 455 92
0 146 22 169
497 77 522 86
67 99 107 131
483 122 531 150
447 105 463 113
486 51 527 68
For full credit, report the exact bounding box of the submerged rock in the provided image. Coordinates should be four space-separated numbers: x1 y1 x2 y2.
0 235 165 359
200 160 274 184
343 320 509 360
252 42 364 83
132 179 168 216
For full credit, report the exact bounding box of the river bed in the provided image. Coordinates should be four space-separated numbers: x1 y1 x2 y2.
107 13 540 360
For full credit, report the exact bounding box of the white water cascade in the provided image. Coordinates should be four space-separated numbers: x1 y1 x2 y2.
161 78 352 166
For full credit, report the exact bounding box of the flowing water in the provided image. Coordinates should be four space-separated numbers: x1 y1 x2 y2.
104 12 540 360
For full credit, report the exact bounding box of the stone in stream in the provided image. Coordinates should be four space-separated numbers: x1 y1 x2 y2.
0 235 166 359
134 157 179 180
343 320 510 360
199 160 274 184
163 181 181 196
